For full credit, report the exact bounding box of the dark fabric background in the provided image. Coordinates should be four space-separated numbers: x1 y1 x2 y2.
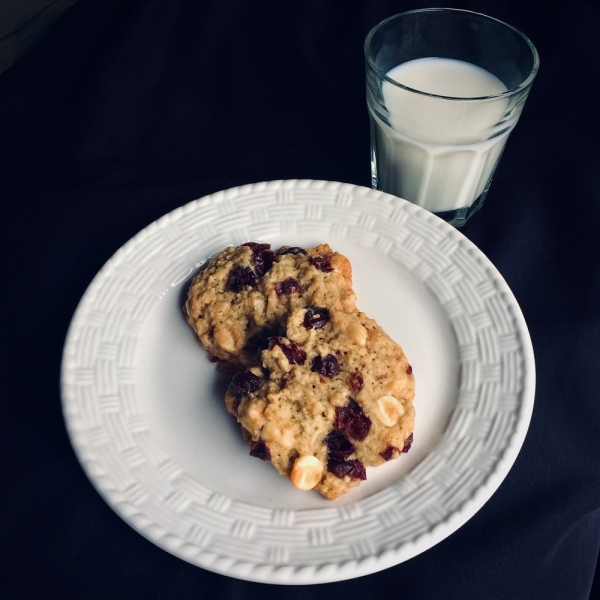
1 0 599 598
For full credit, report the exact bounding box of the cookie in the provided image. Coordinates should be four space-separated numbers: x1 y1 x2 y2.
185 243 357 369
224 307 415 500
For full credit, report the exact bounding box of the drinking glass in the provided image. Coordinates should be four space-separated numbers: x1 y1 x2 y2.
365 9 539 226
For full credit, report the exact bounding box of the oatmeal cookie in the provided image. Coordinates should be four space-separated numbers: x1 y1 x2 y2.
224 307 415 500
184 243 357 368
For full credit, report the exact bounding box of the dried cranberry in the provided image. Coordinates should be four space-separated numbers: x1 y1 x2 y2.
244 327 281 353
268 337 307 365
255 250 275 277
274 278 301 296
406 364 413 375
335 398 372 441
249 440 271 461
379 444 399 461
323 430 355 459
309 256 333 272
303 306 329 329
243 242 270 253
402 433 413 453
243 242 275 277
229 371 262 398
228 266 257 292
312 354 340 378
349 371 364 392
327 457 366 480
276 246 307 256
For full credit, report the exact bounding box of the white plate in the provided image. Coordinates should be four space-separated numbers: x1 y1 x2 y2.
61 180 535 584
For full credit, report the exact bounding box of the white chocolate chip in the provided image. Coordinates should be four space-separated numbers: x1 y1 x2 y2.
329 391 347 407
245 400 265 422
307 397 324 416
214 325 237 353
377 395 405 427
261 421 294 449
269 344 292 371
346 322 368 346
290 455 324 491
250 293 265 315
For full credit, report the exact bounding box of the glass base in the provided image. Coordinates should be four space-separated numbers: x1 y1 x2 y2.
433 192 487 227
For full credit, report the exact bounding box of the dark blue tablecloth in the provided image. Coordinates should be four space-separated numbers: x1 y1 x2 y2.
1 1 599 598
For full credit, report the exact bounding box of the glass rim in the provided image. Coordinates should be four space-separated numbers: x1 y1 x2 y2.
364 8 540 102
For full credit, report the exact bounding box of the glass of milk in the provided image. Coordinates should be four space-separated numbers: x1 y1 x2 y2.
365 9 539 226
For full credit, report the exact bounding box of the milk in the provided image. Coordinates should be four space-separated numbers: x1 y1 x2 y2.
371 58 515 214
